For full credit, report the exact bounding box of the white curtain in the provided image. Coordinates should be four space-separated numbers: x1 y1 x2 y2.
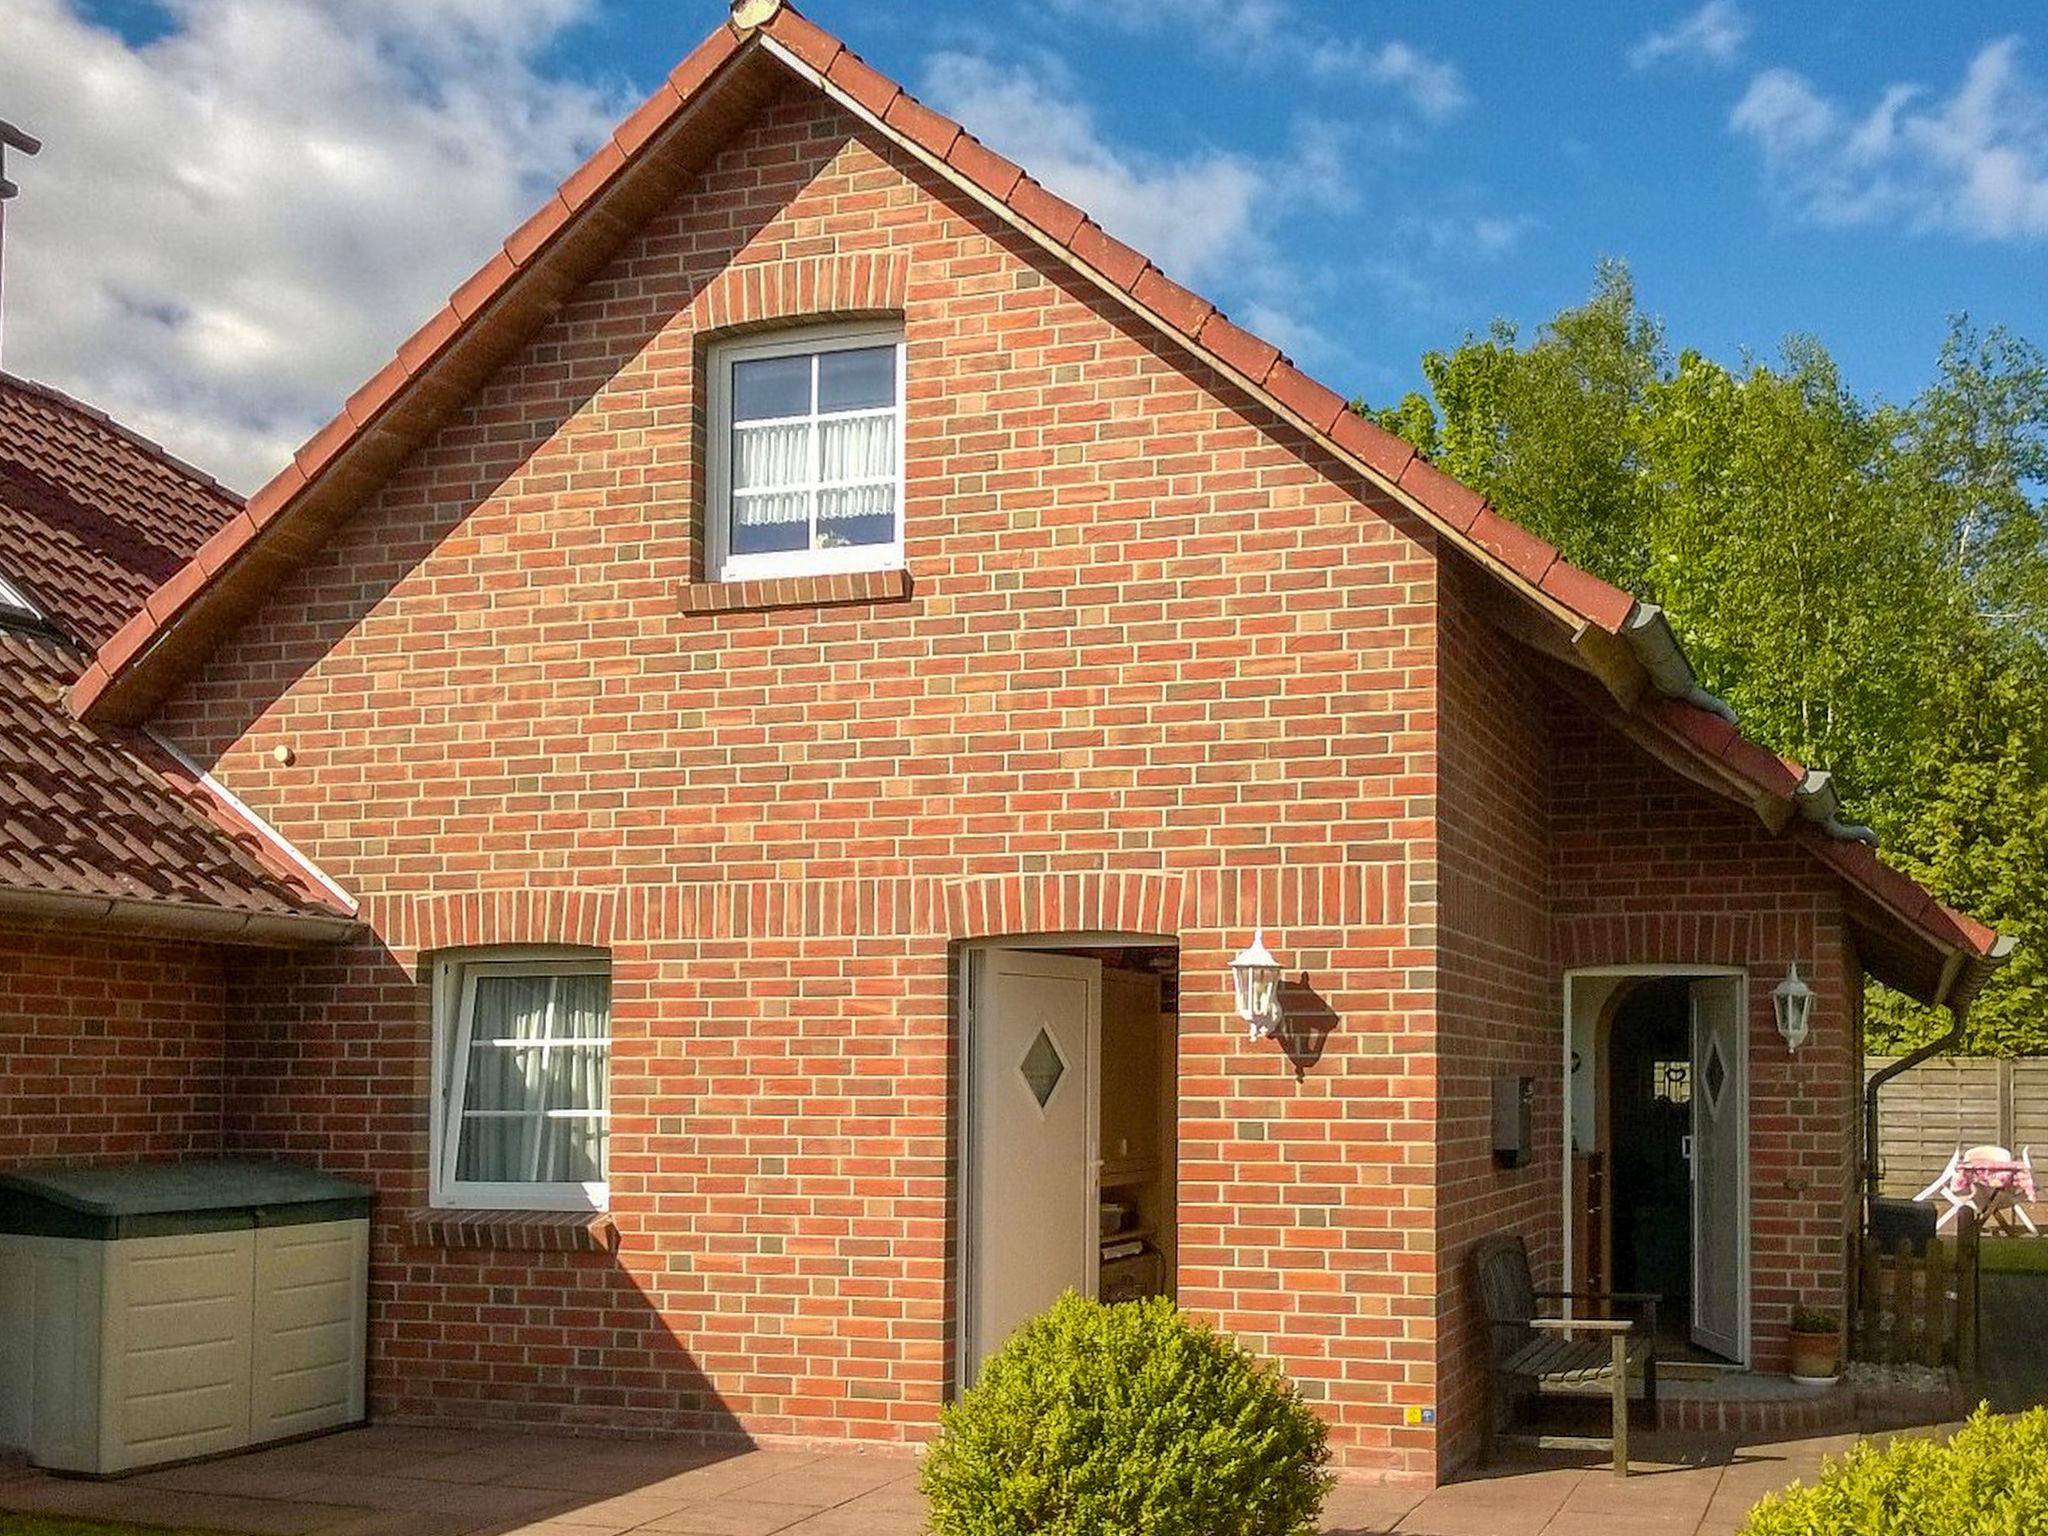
819 414 894 485
546 975 609 1182
455 971 609 1185
734 421 812 526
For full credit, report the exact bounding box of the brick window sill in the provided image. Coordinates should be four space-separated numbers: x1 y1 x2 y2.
404 1207 619 1253
678 566 913 616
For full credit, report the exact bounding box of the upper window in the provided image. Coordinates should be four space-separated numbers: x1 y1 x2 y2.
707 322 905 582
431 950 611 1211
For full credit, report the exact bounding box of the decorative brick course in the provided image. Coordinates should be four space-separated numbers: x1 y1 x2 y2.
687 253 909 336
675 567 913 617
404 1207 620 1253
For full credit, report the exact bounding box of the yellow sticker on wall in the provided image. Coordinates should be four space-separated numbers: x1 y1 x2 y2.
1403 1406 1437 1425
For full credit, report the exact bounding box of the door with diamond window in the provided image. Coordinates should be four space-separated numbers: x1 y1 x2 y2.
1689 976 1745 1360
966 949 1101 1380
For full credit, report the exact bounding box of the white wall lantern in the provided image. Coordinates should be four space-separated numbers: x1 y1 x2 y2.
1773 962 1815 1054
1230 930 1285 1040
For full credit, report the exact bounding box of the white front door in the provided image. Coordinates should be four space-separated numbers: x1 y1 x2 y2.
1690 976 1745 1360
966 949 1101 1380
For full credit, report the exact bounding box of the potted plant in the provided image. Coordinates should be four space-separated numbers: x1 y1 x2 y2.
1787 1304 1842 1386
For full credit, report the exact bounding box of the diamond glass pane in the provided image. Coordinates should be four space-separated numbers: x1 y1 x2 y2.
1703 1037 1729 1116
1019 1025 1067 1110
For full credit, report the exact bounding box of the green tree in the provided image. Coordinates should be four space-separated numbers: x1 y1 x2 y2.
1366 266 2048 1053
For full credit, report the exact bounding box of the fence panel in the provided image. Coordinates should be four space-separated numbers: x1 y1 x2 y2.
2012 1060 2048 1156
1867 1056 2015 1198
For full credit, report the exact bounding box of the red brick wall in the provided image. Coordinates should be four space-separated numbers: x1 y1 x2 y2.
1550 697 1859 1375
0 926 226 1168
1433 566 1559 1473
163 86 1446 1475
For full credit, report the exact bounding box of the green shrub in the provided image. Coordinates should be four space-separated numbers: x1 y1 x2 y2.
921 1292 1333 1536
1742 1405 2048 1535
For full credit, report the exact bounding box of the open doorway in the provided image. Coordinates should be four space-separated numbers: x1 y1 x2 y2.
1565 968 1748 1367
957 940 1178 1385
1609 979 1696 1351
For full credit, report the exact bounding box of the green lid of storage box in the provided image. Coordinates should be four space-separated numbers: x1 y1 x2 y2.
0 1160 373 1239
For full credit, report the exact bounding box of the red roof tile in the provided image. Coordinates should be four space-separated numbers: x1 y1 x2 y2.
0 629 341 919
0 375 350 929
0 373 238 651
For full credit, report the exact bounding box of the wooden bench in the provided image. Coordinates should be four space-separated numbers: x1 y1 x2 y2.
1469 1232 1659 1476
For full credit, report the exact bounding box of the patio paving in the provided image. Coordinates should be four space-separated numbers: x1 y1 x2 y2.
0 1421 1892 1536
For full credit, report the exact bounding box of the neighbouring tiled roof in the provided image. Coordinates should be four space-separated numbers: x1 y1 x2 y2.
0 372 238 652
0 374 353 934
57 1 2000 983
0 627 344 919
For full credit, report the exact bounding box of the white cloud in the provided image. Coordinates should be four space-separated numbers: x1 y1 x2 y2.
0 0 625 490
924 51 1414 376
1730 38 2048 240
921 52 1268 285
1630 2 1750 71
1315 40 1469 121
1401 213 1538 262
1044 0 1466 121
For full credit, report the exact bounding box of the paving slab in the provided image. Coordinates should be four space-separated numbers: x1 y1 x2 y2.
0 1417 1975 1536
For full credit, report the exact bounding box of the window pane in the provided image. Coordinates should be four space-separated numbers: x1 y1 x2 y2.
733 355 811 421
473 974 552 1040
557 975 611 1039
731 492 811 555
817 346 896 412
464 1043 544 1112
455 1112 537 1183
546 1043 607 1111
538 1118 604 1183
816 484 896 548
819 414 895 482
734 421 811 492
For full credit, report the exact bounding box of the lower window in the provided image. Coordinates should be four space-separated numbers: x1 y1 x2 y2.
431 951 611 1211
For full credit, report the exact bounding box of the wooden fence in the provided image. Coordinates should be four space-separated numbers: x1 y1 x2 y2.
1866 1056 2048 1199
1853 1208 1981 1371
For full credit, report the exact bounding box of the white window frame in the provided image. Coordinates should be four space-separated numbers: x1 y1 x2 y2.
429 948 611 1212
705 319 907 584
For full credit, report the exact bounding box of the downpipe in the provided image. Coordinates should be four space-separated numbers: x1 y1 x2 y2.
1864 1001 1968 1201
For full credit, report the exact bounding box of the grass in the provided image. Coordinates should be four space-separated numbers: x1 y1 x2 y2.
1974 1236 2048 1274
1917 1233 2048 1274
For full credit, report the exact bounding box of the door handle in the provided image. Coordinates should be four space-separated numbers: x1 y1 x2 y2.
1681 1135 1694 1162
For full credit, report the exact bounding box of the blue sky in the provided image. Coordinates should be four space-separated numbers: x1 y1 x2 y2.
559 2 2048 412
10 1 2046 487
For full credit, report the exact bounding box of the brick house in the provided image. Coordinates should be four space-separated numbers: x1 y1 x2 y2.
11 0 2010 1485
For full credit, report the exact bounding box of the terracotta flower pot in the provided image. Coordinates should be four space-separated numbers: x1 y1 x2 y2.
1788 1328 1841 1384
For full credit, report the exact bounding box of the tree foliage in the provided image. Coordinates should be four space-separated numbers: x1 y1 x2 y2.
1367 263 2048 1052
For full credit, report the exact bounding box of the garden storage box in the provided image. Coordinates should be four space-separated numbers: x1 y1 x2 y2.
0 1160 372 1475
